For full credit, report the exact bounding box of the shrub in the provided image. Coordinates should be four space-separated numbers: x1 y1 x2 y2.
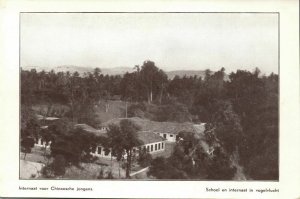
52 155 66 176
138 148 152 168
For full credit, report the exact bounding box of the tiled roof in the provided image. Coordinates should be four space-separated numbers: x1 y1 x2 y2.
78 118 206 146
75 124 107 137
75 123 163 145
102 117 205 135
137 131 164 145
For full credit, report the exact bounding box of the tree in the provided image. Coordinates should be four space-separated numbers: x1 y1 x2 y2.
106 119 142 178
206 147 236 180
64 71 85 123
105 124 124 177
226 69 278 180
139 60 168 103
137 148 152 168
148 129 237 180
39 128 53 162
120 72 138 101
204 69 212 81
167 75 201 107
155 102 192 122
48 121 98 166
119 119 142 178
21 136 35 160
52 154 66 176
21 107 40 160
210 100 244 154
93 67 101 78
148 156 188 179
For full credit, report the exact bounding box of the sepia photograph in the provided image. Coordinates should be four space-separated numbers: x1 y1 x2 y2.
20 12 279 181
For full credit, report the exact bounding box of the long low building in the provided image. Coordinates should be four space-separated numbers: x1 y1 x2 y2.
75 123 166 159
34 116 206 159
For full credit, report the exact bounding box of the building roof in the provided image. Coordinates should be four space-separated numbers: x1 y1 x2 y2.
193 123 206 134
102 117 205 135
76 119 207 147
75 124 107 137
137 131 164 145
75 123 163 145
36 114 60 121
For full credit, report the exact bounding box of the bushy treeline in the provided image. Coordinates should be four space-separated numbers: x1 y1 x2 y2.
21 60 278 180
148 131 237 180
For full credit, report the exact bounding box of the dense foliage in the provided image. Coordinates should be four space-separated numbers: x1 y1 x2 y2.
21 60 278 180
148 131 236 180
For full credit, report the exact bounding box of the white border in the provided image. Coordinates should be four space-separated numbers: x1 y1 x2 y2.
0 0 299 198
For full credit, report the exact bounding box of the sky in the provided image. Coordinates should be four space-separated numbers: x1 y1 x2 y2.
20 13 278 74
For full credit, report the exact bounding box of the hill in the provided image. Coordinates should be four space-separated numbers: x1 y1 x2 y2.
22 65 134 76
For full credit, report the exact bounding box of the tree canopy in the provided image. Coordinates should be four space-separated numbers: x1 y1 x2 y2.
106 119 142 178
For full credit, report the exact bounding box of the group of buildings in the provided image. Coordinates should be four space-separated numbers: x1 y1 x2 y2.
77 117 206 159
34 115 207 160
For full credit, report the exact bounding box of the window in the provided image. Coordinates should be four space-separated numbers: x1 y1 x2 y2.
151 145 153 152
170 134 173 137
147 146 150 152
158 143 161 150
102 148 110 156
97 147 102 154
163 134 166 138
155 144 157 151
162 142 164 149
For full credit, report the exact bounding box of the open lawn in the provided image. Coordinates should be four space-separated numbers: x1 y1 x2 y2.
20 151 52 165
94 100 128 124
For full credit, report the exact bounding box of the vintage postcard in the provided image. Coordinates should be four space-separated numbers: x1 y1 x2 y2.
0 0 299 198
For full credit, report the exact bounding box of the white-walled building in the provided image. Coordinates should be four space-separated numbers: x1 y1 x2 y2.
35 136 52 148
75 123 166 159
90 130 165 159
136 131 165 154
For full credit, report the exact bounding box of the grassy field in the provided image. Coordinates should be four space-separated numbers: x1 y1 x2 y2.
21 147 52 165
94 100 128 123
31 100 129 125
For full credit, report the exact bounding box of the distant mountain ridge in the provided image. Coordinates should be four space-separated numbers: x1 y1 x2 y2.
22 65 135 76
22 65 228 80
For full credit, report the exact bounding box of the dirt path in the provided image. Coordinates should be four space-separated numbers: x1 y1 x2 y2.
231 152 247 180
130 167 149 177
